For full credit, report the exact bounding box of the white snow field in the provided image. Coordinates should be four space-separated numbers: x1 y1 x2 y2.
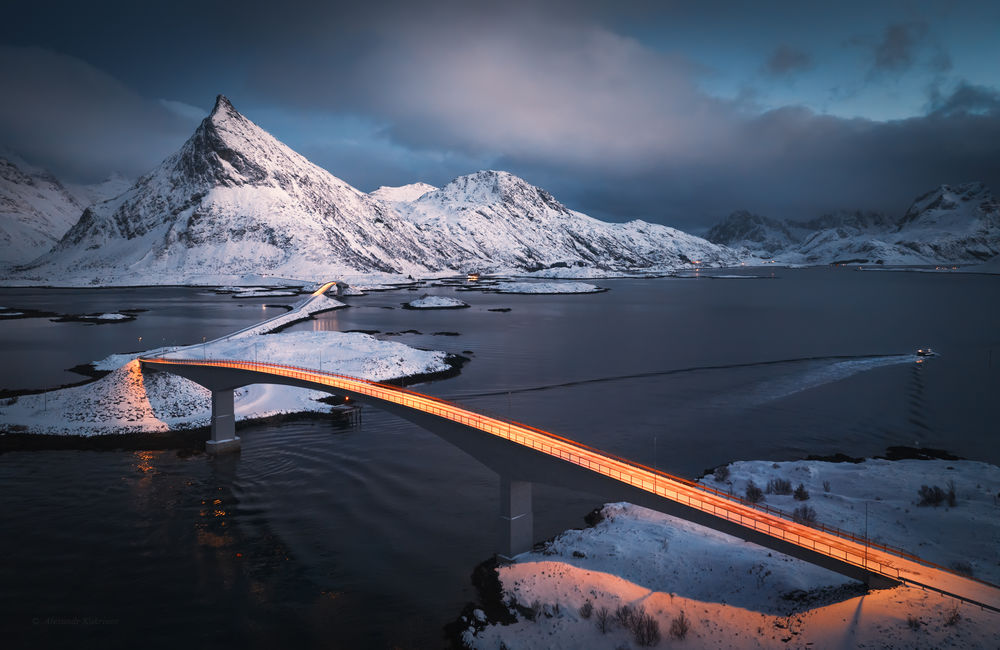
0 289 449 436
404 295 469 309
494 281 603 294
465 458 1000 649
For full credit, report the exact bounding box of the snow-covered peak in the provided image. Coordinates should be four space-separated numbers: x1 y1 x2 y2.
705 210 797 257
705 182 1000 265
0 154 85 263
897 182 997 232
418 170 568 214
67 172 133 208
210 94 240 123
369 182 437 204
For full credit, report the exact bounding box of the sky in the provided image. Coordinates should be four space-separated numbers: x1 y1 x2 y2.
1 0 999 232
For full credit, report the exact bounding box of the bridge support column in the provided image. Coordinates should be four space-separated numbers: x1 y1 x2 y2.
498 477 532 561
206 389 240 454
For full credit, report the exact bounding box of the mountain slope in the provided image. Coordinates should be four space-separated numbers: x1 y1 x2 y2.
0 154 86 264
369 182 437 204
8 97 738 285
398 170 739 271
708 183 1000 265
18 96 442 283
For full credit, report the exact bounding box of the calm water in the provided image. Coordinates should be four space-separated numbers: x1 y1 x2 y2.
1 269 998 648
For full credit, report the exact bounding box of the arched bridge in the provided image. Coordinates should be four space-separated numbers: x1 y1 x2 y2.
139 355 1000 613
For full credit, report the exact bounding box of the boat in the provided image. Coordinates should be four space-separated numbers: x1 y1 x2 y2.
916 348 934 357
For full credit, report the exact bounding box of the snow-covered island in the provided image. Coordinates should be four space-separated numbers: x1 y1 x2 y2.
0 288 453 437
461 457 1000 649
494 281 604 294
403 294 470 309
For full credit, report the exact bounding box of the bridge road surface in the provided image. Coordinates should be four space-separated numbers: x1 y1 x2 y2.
139 356 1000 614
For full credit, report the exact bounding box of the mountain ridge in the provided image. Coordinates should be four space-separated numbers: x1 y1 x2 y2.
5 96 739 284
707 183 1000 265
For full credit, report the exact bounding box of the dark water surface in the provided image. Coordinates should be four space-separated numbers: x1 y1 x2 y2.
1 269 998 648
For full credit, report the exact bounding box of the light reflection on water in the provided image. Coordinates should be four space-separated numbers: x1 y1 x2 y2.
1 269 998 647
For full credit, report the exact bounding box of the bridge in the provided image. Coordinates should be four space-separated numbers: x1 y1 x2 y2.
138 353 1000 613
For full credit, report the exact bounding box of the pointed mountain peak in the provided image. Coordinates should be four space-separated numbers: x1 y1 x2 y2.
211 94 239 118
431 170 565 210
370 182 438 203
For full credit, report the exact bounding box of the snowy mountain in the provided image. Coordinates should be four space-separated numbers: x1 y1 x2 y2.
396 170 740 272
369 182 437 205
705 210 798 258
67 173 134 208
0 154 87 264
708 183 1000 265
16 96 443 284
0 151 133 265
6 96 737 285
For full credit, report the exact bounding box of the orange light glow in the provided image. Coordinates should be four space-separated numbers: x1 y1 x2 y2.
138 355 1000 610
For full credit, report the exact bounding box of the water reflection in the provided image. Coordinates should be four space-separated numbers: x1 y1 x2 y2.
311 313 340 331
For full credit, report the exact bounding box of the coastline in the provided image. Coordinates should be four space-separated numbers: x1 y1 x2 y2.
452 448 1000 648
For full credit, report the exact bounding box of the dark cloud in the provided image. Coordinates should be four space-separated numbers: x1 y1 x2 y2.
0 2 997 232
929 82 1000 117
873 22 928 73
763 45 813 76
0 46 199 182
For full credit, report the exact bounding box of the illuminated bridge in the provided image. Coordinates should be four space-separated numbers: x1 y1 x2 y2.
138 354 1000 613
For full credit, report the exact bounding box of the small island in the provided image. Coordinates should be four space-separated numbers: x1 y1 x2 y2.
495 281 605 294
402 294 470 309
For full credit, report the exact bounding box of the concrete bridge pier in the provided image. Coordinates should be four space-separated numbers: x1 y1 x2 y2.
498 477 533 561
205 389 241 454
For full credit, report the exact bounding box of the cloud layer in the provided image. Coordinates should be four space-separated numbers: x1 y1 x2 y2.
1 1 998 230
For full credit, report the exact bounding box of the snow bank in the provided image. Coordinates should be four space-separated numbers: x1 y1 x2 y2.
230 289 299 298
467 458 1000 649
81 312 130 321
0 331 449 436
404 295 469 309
0 286 450 436
495 281 603 294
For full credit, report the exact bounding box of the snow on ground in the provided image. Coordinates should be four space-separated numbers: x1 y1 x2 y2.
467 458 1000 649
404 295 469 309
521 267 647 279
230 289 300 298
80 312 131 321
495 281 603 294
0 289 449 436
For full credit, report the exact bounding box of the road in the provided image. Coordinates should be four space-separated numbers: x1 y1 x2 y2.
139 355 1000 613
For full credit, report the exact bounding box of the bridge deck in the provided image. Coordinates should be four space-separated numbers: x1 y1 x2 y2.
140 356 1000 613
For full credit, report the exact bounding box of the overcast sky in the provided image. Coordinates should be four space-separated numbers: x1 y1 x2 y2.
2 0 998 231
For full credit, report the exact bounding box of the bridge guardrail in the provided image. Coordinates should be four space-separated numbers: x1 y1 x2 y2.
140 356 1000 594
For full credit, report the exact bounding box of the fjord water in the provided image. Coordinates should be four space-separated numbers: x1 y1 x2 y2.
1 269 998 648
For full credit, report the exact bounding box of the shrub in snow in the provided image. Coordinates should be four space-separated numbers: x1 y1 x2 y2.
631 610 661 647
766 478 793 495
944 604 962 626
579 600 593 619
907 613 922 630
745 480 764 503
595 606 611 634
615 604 638 628
713 465 730 482
793 483 810 501
792 505 817 524
951 560 974 577
670 610 690 640
917 482 955 507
